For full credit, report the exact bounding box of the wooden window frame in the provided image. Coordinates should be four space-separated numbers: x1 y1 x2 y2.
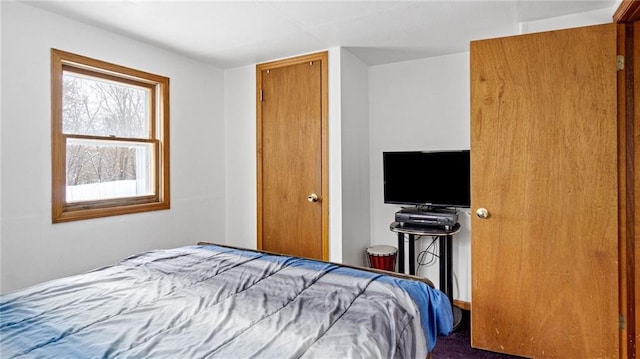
51 49 170 223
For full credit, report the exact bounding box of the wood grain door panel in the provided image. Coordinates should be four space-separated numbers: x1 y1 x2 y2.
470 24 619 358
257 53 328 260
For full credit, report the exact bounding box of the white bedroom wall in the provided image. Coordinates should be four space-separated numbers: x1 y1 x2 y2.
0 1 225 294
224 65 257 250
368 53 472 301
519 7 616 34
327 47 344 263
339 48 370 266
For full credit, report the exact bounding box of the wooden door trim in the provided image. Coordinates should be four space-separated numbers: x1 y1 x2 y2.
617 23 631 359
617 21 638 359
615 1 640 354
256 51 329 260
633 23 640 359
614 0 640 23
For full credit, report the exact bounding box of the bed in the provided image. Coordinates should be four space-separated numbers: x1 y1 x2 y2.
0 243 453 358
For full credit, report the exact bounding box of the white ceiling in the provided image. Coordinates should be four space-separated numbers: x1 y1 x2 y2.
22 0 615 69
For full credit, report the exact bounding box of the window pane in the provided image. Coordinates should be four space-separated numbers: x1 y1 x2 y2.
62 72 149 138
66 138 154 202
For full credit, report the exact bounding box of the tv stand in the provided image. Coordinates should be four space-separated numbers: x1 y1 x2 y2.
390 221 462 329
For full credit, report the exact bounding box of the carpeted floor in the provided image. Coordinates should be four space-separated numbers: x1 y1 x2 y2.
432 310 523 358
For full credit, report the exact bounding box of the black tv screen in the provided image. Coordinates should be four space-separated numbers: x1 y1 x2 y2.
383 150 470 208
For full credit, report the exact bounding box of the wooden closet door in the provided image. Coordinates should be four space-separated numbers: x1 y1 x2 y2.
470 24 619 358
256 53 328 260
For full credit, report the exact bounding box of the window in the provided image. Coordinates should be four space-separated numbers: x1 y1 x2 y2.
51 49 170 222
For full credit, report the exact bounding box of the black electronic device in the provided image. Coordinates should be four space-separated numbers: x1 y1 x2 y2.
383 150 470 208
395 208 458 230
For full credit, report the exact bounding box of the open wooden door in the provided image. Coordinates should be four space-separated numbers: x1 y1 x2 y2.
470 24 619 358
256 52 328 260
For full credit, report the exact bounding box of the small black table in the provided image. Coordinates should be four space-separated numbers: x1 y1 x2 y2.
389 221 462 328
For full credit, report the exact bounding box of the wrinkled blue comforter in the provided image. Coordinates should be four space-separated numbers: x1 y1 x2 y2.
1 244 452 358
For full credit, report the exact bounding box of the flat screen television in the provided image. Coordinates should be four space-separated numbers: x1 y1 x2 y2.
383 150 470 208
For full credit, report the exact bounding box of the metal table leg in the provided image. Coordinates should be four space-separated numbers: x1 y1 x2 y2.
397 232 405 274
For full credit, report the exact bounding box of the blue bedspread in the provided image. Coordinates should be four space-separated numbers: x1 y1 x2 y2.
0 244 452 358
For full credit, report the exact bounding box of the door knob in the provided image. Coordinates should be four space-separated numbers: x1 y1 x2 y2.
307 193 319 202
476 208 489 219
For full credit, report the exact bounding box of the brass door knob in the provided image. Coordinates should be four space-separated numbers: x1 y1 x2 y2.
307 193 319 202
476 208 489 219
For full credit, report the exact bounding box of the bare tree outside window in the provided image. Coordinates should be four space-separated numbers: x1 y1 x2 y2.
63 73 152 202
62 74 147 137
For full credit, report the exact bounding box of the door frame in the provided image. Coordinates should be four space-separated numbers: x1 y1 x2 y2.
614 2 639 357
255 51 329 260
